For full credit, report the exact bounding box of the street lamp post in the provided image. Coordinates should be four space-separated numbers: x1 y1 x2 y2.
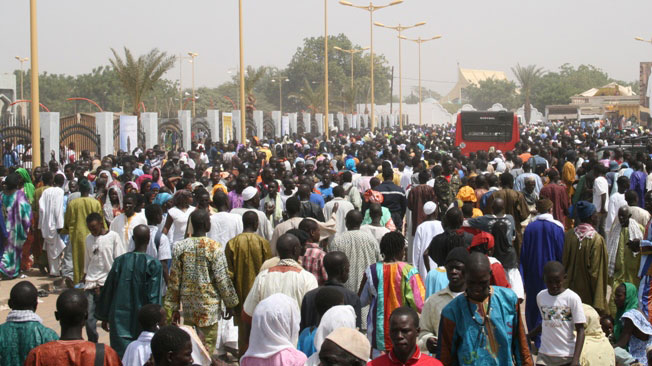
29 0 40 167
187 52 198 118
333 46 369 114
339 0 403 132
271 76 289 115
238 0 247 144
400 34 442 126
375 21 425 130
15 56 29 119
324 0 329 139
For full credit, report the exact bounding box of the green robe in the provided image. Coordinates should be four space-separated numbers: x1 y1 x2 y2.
63 196 104 283
225 232 271 314
609 224 644 315
95 252 162 358
0 320 58 366
613 224 644 289
562 229 609 313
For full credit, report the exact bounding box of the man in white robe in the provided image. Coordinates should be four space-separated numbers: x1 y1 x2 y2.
207 191 243 247
412 202 444 279
323 186 355 237
39 175 66 276
109 194 147 248
230 187 273 241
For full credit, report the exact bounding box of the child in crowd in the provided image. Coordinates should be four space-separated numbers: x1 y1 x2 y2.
529 261 586 366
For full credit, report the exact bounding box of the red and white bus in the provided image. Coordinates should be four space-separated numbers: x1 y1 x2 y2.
455 111 519 155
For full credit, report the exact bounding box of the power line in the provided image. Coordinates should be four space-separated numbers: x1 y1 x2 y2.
392 76 456 84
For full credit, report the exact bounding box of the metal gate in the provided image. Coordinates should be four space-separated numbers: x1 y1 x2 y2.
0 115 34 169
60 113 100 158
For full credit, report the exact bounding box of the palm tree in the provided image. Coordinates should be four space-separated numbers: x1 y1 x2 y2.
289 79 323 113
109 47 176 116
511 64 543 123
243 66 268 113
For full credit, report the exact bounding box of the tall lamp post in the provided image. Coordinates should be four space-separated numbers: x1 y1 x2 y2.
400 34 442 126
339 0 403 132
324 0 330 139
187 52 198 118
271 76 289 115
375 21 425 130
238 0 246 144
15 56 29 119
29 0 40 167
333 46 369 114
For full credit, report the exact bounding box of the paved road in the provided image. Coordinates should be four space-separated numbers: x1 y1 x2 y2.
1 270 237 365
0 270 110 344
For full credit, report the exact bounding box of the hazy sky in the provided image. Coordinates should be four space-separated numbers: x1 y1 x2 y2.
3 0 652 96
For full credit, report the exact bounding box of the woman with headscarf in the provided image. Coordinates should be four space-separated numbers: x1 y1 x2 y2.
580 304 615 366
15 167 35 203
135 173 153 189
97 170 114 187
139 178 153 194
304 305 357 366
103 185 123 225
614 282 639 342
614 282 652 365
123 181 138 195
240 293 306 366
0 173 31 279
150 167 164 187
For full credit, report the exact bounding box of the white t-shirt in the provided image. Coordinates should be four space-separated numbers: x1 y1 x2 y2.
168 206 196 244
537 288 586 357
593 176 608 212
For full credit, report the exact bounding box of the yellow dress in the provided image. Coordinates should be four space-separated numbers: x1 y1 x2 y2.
63 196 105 283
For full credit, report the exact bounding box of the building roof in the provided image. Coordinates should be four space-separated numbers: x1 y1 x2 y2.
441 67 508 103
459 68 508 86
578 82 636 97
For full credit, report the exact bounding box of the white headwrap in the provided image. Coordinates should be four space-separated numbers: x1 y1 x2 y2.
305 305 357 366
241 293 300 360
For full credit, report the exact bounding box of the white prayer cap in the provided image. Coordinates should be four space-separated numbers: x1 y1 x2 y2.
242 186 258 201
424 201 437 215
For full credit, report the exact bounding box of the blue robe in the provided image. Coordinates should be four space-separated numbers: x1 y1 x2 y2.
519 218 564 336
437 286 533 366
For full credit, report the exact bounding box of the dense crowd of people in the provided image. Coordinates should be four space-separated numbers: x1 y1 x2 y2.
2 119 652 365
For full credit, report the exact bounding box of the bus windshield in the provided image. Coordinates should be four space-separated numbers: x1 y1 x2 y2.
460 112 513 142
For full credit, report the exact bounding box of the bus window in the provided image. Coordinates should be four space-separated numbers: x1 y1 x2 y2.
456 111 519 155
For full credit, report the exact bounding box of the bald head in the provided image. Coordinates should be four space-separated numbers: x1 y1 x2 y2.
491 197 505 215
345 210 363 230
467 251 491 274
9 281 38 311
190 209 211 234
323 251 350 283
56 289 88 327
277 233 301 260
133 224 150 249
465 251 492 303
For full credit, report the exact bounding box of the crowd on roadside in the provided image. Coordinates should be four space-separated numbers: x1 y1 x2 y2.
2 119 652 365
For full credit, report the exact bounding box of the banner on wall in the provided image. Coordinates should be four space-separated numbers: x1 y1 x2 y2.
119 115 138 153
281 116 290 136
222 113 233 143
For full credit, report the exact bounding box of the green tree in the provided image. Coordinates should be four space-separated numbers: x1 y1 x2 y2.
511 64 544 123
109 47 176 116
529 64 612 112
462 78 519 110
284 34 391 113
289 79 324 113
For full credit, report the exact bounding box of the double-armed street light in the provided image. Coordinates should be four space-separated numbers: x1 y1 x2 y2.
399 34 442 126
187 52 199 118
271 75 290 115
339 0 403 131
374 21 425 130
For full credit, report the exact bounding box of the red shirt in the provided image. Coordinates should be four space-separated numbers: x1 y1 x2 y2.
368 348 443 366
299 242 327 285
